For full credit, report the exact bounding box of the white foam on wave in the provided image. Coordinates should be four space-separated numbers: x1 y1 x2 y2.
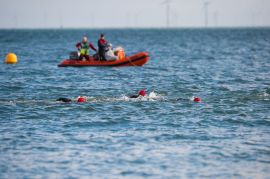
189 96 197 101
0 92 164 105
0 100 17 106
260 92 270 97
85 91 164 103
9 101 17 106
148 91 159 98
258 92 270 101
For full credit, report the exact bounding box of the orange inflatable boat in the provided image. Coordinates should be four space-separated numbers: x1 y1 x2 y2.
58 51 150 67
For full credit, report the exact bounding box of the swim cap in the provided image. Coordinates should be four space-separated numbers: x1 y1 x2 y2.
193 97 201 103
138 90 146 97
77 96 86 103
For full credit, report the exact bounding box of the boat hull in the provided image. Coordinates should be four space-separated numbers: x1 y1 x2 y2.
58 52 150 67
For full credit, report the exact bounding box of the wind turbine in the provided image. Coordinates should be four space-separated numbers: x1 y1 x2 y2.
161 0 172 28
203 1 211 27
213 11 219 27
14 15 18 29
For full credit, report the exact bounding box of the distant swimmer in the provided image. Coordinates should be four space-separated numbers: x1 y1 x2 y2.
56 96 87 103
175 96 202 103
129 89 146 98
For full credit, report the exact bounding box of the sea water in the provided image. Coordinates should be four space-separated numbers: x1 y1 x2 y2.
0 28 270 178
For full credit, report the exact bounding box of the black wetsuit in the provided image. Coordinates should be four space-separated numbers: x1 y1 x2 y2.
56 98 72 102
129 94 140 98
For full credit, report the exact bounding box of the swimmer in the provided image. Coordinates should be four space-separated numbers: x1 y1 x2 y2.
129 89 146 98
56 96 87 103
175 96 202 103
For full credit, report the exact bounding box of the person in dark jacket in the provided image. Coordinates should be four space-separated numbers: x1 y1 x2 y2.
76 37 97 61
98 34 108 60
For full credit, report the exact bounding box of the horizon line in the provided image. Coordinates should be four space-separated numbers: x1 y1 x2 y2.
0 26 270 30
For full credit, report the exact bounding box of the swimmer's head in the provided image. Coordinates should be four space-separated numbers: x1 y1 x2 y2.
77 96 86 103
138 89 146 97
193 97 202 103
82 37 88 43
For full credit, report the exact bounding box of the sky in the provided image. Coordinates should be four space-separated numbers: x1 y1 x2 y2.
0 0 270 28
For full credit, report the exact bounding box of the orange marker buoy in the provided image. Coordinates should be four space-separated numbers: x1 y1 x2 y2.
77 96 86 103
5 53 18 64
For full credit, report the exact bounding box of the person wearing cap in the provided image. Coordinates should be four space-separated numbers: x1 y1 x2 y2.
98 33 108 60
56 96 87 103
104 43 118 61
76 37 97 61
129 90 146 98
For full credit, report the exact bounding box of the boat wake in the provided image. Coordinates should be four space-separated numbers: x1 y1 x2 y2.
0 92 203 106
86 91 164 103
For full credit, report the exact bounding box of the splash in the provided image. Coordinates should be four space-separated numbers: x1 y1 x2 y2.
258 91 270 101
0 92 165 105
87 91 164 102
148 91 159 98
260 92 270 97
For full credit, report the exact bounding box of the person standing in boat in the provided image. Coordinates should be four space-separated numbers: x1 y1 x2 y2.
98 33 109 60
76 37 97 61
